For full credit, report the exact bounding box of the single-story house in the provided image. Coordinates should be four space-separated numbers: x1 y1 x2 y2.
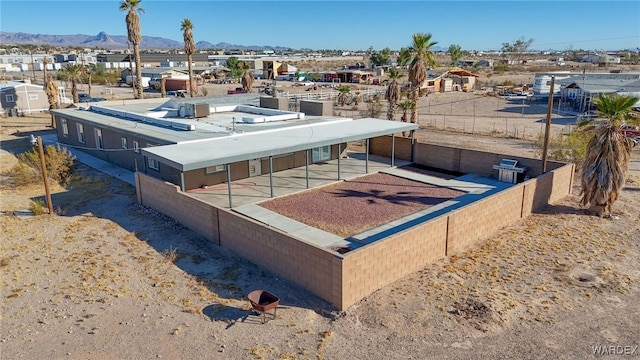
0 80 50 115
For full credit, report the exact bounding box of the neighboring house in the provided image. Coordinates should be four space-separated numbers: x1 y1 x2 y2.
444 68 480 92
0 80 50 115
120 67 189 82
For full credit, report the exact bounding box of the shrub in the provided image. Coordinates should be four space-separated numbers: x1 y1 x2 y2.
535 130 590 164
30 199 47 215
10 144 75 186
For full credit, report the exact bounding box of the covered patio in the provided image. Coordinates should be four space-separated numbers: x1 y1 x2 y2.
142 118 418 208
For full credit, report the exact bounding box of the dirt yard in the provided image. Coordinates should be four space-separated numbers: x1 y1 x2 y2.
1 109 639 359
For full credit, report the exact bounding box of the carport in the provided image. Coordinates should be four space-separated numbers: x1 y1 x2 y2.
142 118 418 208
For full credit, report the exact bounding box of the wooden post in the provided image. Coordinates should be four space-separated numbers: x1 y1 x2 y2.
37 137 54 214
541 76 555 173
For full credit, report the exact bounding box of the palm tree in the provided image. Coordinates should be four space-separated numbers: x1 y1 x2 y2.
398 33 438 129
44 75 59 128
241 62 254 93
180 18 196 97
385 67 402 121
64 63 84 103
397 99 416 137
336 85 351 107
42 57 49 90
120 0 144 99
579 94 640 217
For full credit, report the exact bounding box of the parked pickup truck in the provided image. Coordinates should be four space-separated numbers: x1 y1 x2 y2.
621 125 640 146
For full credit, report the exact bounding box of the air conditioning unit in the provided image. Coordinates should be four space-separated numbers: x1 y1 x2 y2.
184 103 211 118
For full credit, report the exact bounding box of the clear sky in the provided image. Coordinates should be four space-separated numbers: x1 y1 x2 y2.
1 0 639 51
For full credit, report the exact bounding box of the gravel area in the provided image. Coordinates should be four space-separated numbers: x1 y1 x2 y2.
259 173 464 237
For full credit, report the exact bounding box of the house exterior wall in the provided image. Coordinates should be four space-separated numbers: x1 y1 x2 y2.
1 85 49 115
135 140 574 310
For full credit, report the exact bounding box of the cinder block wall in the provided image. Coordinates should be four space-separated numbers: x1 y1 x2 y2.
136 172 220 244
217 210 344 308
368 135 412 160
341 216 448 308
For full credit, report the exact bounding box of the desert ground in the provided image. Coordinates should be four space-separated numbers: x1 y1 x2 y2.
1 89 639 359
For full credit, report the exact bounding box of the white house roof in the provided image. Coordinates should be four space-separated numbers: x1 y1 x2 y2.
142 118 417 172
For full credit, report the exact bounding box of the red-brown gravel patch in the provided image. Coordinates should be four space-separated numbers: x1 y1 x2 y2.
259 173 465 238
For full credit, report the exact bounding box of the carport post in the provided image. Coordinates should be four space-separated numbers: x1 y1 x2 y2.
410 132 415 162
180 172 185 192
337 143 341 180
305 150 309 189
365 138 369 174
269 156 274 198
226 164 233 208
391 134 395 167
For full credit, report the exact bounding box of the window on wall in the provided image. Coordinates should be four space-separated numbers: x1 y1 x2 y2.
121 137 127 149
133 140 139 153
5 94 14 103
61 118 69 137
94 128 103 149
312 146 330 162
147 158 159 170
205 165 226 174
76 123 85 143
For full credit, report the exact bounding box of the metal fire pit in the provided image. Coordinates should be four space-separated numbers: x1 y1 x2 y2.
247 290 279 323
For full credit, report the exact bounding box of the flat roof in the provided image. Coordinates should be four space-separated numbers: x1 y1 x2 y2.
142 119 418 172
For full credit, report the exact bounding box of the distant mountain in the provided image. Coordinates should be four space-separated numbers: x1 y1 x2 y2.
0 31 292 51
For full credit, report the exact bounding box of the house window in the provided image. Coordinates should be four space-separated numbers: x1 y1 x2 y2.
29 93 38 100
94 128 103 149
5 94 14 103
76 123 85 144
148 158 159 170
205 165 226 174
121 137 127 149
312 146 331 162
133 140 139 153
61 118 69 137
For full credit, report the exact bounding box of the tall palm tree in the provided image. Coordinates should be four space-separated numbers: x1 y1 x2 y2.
180 18 196 97
44 75 59 128
385 67 402 121
579 93 640 217
241 62 254 93
120 0 144 99
64 63 84 103
398 33 438 129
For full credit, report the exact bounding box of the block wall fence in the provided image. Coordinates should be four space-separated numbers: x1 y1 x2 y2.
136 137 575 310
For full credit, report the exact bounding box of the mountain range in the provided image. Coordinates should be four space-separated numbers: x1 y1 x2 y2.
0 31 292 51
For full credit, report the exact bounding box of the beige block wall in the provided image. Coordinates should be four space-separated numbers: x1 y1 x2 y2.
136 172 220 244
341 216 447 308
217 210 344 308
368 135 412 160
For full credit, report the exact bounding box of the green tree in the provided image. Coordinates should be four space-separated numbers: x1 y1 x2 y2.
501 36 534 64
398 33 438 131
579 94 640 216
226 56 243 78
181 18 196 97
384 67 402 121
336 85 351 107
120 0 145 99
397 99 416 137
370 47 392 67
448 44 463 65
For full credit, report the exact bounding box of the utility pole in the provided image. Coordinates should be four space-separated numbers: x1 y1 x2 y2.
541 76 555 174
30 51 37 83
37 137 54 214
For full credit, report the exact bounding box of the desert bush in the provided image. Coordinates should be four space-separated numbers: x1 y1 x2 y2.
535 130 590 164
493 64 508 74
9 144 75 186
30 199 47 215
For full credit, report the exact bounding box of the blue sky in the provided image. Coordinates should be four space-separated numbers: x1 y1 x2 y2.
1 1 639 51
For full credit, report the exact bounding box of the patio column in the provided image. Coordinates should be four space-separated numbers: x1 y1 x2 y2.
410 131 415 162
180 172 185 192
337 143 341 180
391 134 395 167
269 156 274 198
226 164 233 208
365 138 369 174
305 149 309 189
